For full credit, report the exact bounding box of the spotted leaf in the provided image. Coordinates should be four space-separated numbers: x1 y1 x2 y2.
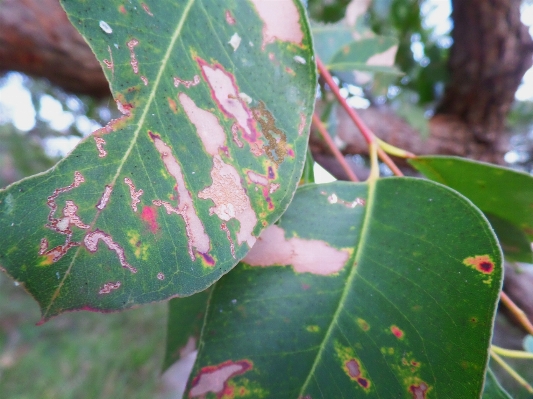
167 179 502 398
0 0 316 322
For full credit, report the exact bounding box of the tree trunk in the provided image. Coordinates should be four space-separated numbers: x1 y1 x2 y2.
0 0 109 97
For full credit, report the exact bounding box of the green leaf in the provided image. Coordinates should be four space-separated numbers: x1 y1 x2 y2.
484 213 532 263
168 179 502 398
0 0 317 322
313 24 400 74
409 156 533 259
483 368 513 399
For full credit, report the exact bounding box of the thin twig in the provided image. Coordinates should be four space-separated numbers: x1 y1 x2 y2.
311 114 359 182
377 147 404 177
316 56 404 177
490 349 533 393
492 345 533 359
500 291 533 336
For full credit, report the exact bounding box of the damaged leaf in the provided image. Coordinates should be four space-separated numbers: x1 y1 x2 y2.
0 0 316 321
167 179 502 398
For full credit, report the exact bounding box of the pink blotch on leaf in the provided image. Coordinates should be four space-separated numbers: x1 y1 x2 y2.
391 325 404 339
141 206 159 233
345 359 370 389
243 225 349 275
409 382 428 399
189 359 252 398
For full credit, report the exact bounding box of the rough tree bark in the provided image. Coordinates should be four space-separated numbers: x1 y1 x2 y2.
0 0 109 97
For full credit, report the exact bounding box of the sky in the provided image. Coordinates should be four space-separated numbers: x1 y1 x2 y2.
0 0 531 181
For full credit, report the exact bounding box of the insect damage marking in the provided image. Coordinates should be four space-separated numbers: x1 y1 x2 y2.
127 38 140 74
149 132 210 259
220 223 236 259
249 0 304 49
141 2 153 16
124 178 143 212
94 137 107 157
99 281 121 294
96 185 113 210
84 229 137 273
178 93 226 156
409 382 428 399
173 74 200 89
252 101 287 165
225 10 236 25
198 58 260 144
199 155 258 248
244 225 350 275
228 33 241 51
157 272 165 280
141 76 149 86
39 172 88 263
189 360 253 398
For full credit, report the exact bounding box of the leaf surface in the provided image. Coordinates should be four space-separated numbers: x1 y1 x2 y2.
410 156 533 260
167 179 502 398
0 0 316 321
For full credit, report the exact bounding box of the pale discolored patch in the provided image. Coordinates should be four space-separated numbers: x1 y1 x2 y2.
99 281 121 295
84 229 137 273
249 0 304 49
141 75 149 86
96 185 113 210
189 360 252 397
178 93 226 156
409 382 429 399
252 101 287 165
199 155 257 248
221 223 236 259
247 171 269 187
198 59 259 143
228 33 241 51
124 177 143 212
150 133 210 259
94 137 107 157
127 38 139 74
243 225 349 275
173 75 200 89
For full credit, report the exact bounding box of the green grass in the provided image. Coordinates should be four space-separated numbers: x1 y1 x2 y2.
0 273 172 399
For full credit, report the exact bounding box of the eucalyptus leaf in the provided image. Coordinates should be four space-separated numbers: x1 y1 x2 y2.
0 0 316 322
167 179 502 398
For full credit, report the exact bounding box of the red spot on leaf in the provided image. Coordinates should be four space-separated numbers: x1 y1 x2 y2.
391 325 404 339
118 5 127 14
167 97 178 113
409 382 428 399
141 206 159 233
463 255 495 274
302 284 310 290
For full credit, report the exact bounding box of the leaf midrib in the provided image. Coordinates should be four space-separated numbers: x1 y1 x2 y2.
43 0 197 319
297 179 376 397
